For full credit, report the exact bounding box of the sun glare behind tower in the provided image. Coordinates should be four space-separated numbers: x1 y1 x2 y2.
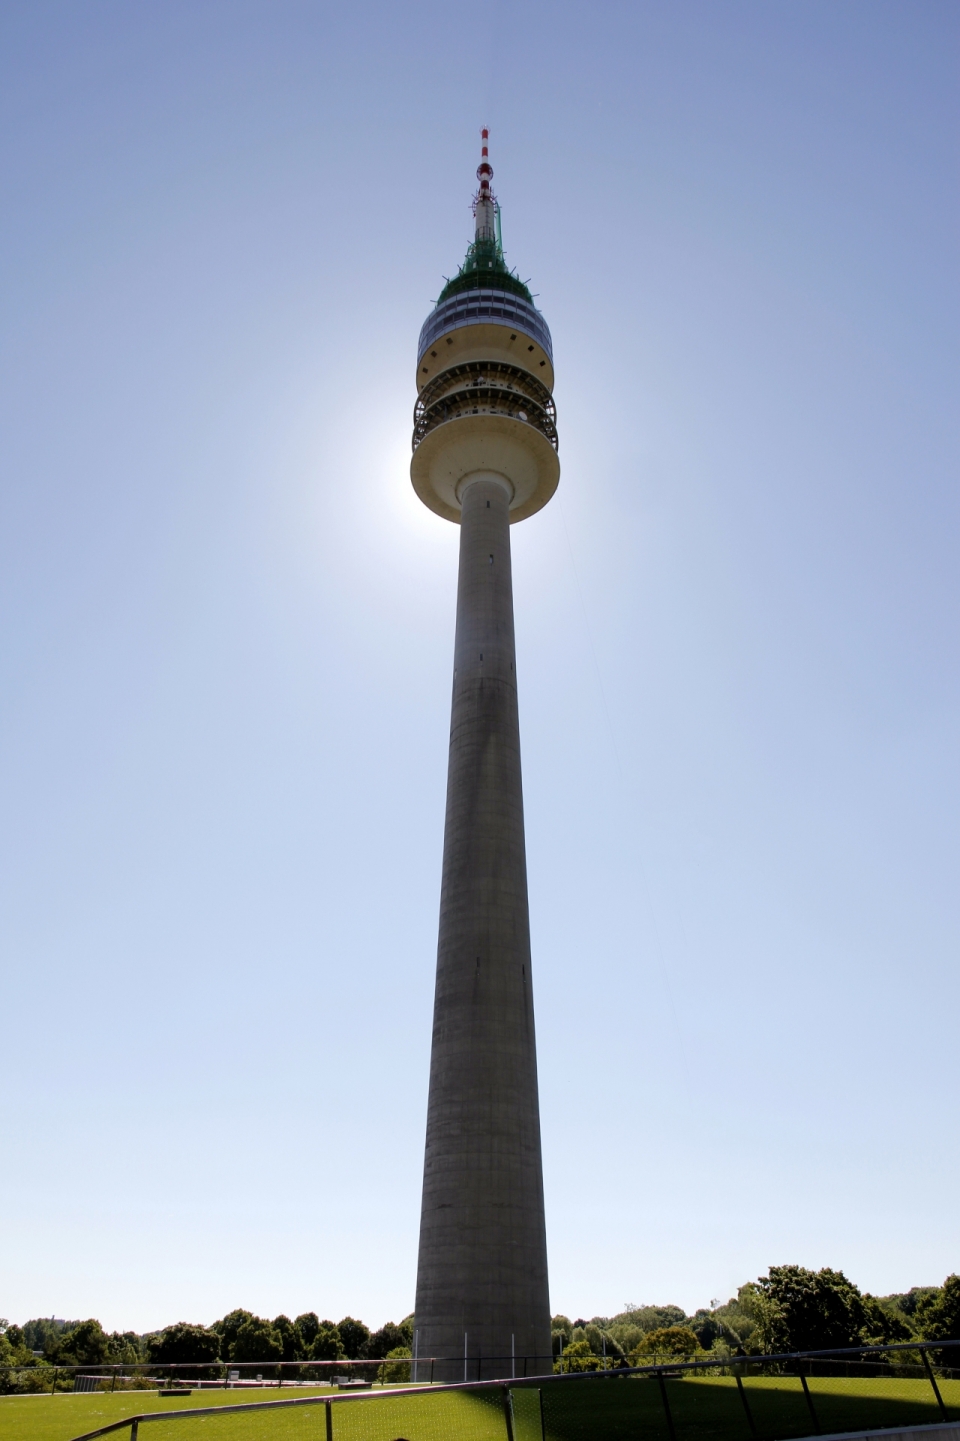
411 130 556 1382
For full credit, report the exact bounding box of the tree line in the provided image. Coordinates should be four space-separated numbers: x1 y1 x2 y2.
550 1267 960 1371
0 1310 414 1384
2 1266 957 1387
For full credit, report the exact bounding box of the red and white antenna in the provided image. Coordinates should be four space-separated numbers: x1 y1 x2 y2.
477 126 493 200
474 126 497 242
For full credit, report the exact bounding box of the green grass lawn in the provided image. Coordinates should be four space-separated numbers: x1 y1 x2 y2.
2 1374 957 1441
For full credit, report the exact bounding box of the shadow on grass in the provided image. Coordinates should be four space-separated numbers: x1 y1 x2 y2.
535 1375 960 1441
34 1372 959 1441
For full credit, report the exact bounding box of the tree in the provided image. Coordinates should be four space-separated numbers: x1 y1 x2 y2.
630 1327 700 1362
337 1317 370 1360
231 1319 284 1368
381 1347 412 1384
860 1298 914 1345
915 1276 960 1365
296 1314 320 1349
310 1324 344 1363
556 1339 601 1373
367 1322 411 1360
741 1267 869 1354
272 1316 304 1364
148 1324 221 1373
212 1310 255 1361
585 1323 623 1361
21 1319 81 1358
51 1320 112 1368
614 1305 688 1331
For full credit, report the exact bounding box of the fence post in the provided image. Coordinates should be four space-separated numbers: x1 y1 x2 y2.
920 1348 949 1421
130 1423 139 1441
656 1368 677 1441
325 1397 334 1441
501 1385 516 1441
50 1368 58 1396
538 1386 546 1441
735 1372 758 1438
800 1372 821 1434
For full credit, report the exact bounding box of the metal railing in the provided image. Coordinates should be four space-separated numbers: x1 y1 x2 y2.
0 1353 552 1392
46 1338 960 1441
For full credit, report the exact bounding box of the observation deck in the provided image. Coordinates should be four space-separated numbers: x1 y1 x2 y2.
418 289 553 370
411 146 558 525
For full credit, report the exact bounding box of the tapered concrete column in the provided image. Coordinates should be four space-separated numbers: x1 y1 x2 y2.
413 473 551 1381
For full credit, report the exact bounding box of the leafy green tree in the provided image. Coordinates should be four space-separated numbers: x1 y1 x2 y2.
296 1314 320 1349
148 1324 221 1372
367 1322 411 1359
915 1275 960 1364
271 1316 304 1364
884 1288 940 1320
232 1319 284 1368
0 1326 39 1393
689 1312 723 1349
689 1305 758 1354
551 1316 572 1356
614 1305 688 1330
584 1323 623 1361
741 1267 869 1353
380 1346 412 1384
212 1310 255 1361
51 1320 112 1368
310 1324 344 1363
337 1317 370 1359
630 1327 700 1362
860 1297 914 1344
555 1339 601 1373
21 1319 81 1357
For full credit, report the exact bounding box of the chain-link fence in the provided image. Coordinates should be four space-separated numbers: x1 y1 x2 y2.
41 1339 960 1441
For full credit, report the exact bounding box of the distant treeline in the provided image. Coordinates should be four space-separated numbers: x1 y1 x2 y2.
2 1266 957 1385
0 1310 414 1382
550 1267 960 1371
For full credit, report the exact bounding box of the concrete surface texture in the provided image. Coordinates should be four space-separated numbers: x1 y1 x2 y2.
807 1426 960 1441
412 472 551 1380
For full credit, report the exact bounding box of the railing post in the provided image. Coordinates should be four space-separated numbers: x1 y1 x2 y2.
800 1372 821 1434
538 1386 546 1441
736 1372 758 1438
325 1397 334 1441
656 1368 677 1441
50 1368 58 1396
501 1385 516 1441
131 1422 139 1441
920 1347 949 1421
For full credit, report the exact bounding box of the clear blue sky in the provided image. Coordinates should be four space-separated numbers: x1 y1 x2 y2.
1 1 957 1335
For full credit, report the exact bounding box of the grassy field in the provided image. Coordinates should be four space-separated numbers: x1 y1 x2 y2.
2 1374 957 1441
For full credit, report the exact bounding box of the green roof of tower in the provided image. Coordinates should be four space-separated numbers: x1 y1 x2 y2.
437 234 534 305
435 132 535 306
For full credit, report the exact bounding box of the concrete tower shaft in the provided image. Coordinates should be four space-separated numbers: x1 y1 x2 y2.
411 133 557 1381
415 474 550 1377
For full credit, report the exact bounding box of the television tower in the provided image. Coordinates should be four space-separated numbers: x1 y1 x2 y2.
410 130 558 1381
